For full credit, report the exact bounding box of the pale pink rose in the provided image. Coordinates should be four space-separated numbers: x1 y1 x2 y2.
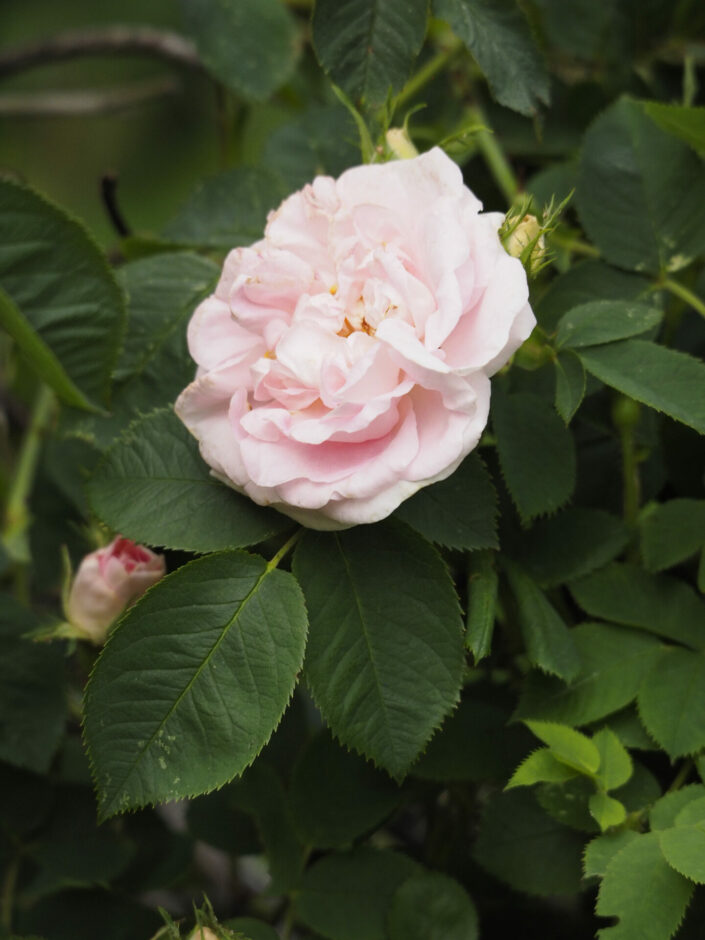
65 537 166 643
175 148 535 529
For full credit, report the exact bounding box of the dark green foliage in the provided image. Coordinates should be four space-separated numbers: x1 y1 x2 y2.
3 2 705 937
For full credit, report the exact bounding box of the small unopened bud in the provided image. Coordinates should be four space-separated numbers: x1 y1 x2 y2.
385 127 419 161
188 928 220 940
64 536 165 644
504 214 546 267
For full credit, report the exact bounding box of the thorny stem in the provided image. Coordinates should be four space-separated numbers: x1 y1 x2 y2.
267 530 302 571
3 384 54 568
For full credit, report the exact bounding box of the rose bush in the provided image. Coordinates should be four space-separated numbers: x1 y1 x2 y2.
175 147 535 529
65 536 166 643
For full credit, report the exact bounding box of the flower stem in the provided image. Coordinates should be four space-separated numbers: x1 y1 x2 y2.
2 383 54 566
394 37 464 113
465 106 518 206
267 529 302 571
660 277 705 321
548 230 601 258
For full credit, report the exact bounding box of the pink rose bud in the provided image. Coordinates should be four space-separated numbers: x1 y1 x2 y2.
65 537 166 644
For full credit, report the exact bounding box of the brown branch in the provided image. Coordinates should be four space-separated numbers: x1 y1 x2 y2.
0 26 202 79
0 75 180 117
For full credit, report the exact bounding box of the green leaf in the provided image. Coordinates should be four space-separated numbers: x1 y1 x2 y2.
601 706 658 751
638 648 705 758
504 562 581 681
386 872 479 940
659 826 705 884
289 731 401 849
492 391 576 521
642 102 705 153
554 349 586 423
577 96 705 275
162 168 286 250
536 260 651 334
295 847 419 940
395 454 498 551
312 0 428 109
515 623 663 726
25 788 134 899
589 792 627 831
613 760 661 814
226 919 279 940
650 786 705 831
536 776 597 833
577 339 705 436
473 789 584 896
293 522 464 779
262 105 360 191
556 300 663 349
525 720 600 774
596 832 694 940
89 409 288 553
675 796 705 827
0 287 93 412
0 595 66 774
593 728 633 791
569 563 705 650
179 0 299 101
225 761 306 894
510 508 629 588
505 747 578 789
434 0 550 116
465 550 498 662
0 178 125 410
411 696 531 783
84 551 308 818
70 252 219 448
640 499 705 572
583 830 641 879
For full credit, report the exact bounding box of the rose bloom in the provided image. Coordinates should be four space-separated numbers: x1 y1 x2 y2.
65 537 166 643
175 148 535 529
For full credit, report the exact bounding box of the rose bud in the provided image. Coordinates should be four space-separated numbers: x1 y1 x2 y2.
503 213 547 271
385 126 419 160
65 536 165 644
188 929 220 940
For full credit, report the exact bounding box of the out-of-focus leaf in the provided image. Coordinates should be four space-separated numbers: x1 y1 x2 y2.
179 0 299 100
0 179 125 410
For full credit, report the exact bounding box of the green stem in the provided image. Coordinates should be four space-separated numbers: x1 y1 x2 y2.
394 37 463 112
465 105 518 206
549 230 601 258
267 529 302 571
660 277 705 321
2 383 54 565
668 758 694 793
1 854 19 932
